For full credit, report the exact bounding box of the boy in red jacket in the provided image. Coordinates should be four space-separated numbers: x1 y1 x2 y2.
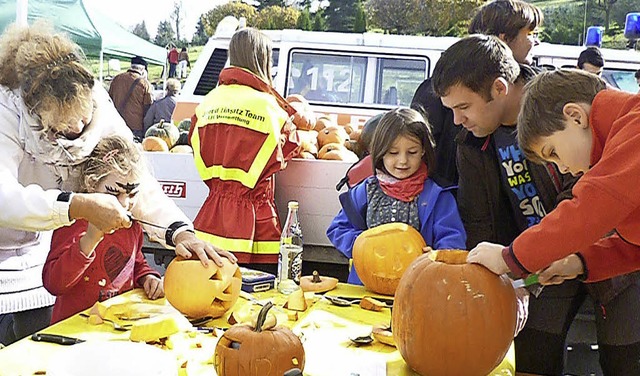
468 69 640 284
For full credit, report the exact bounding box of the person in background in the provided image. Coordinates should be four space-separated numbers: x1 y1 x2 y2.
108 56 153 140
177 47 190 79
635 68 640 92
168 46 179 78
43 135 163 324
442 37 640 373
411 0 543 187
189 28 303 275
143 78 180 134
577 46 605 76
0 22 235 346
327 108 466 285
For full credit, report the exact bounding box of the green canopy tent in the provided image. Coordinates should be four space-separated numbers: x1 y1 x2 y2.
0 0 166 80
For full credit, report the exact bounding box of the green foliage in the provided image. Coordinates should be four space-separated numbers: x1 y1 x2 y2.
255 6 300 30
132 21 150 41
324 0 358 32
192 17 208 46
312 10 326 31
540 4 585 45
354 2 366 33
257 0 286 11
296 9 312 31
154 20 176 47
201 1 257 36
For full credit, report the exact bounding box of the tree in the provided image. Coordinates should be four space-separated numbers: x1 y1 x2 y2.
132 21 150 41
201 1 257 36
353 1 366 33
155 20 176 47
296 8 312 30
540 5 585 45
171 1 184 42
255 6 300 29
192 16 209 46
324 0 357 32
312 10 326 31
594 0 618 32
256 0 286 11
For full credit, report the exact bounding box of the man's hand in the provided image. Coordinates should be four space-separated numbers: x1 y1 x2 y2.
537 254 584 285
141 275 164 300
466 242 509 275
173 230 238 267
69 193 132 233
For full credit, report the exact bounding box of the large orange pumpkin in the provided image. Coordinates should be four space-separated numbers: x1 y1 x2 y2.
163 256 241 319
145 119 180 149
352 223 426 295
215 302 305 376
393 250 517 376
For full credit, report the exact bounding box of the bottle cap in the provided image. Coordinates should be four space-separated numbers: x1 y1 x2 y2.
288 201 299 209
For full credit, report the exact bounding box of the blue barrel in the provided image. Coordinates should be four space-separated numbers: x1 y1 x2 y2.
585 26 604 47
625 12 640 40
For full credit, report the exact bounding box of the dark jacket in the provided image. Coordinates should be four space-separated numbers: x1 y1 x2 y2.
456 127 640 304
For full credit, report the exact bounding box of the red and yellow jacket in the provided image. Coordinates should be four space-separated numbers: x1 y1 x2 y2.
189 67 301 264
504 90 640 282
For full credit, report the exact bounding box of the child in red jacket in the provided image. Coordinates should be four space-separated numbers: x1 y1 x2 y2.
468 69 640 284
43 135 163 323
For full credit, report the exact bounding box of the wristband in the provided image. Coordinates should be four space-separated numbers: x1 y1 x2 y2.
165 221 190 247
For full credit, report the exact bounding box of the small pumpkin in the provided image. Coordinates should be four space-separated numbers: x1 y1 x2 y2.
177 118 192 132
170 145 193 154
164 256 241 319
317 143 358 162
352 222 426 295
215 302 305 376
141 136 169 152
317 125 349 148
145 119 180 149
393 249 517 376
299 271 338 293
314 116 334 132
288 99 316 131
174 130 190 146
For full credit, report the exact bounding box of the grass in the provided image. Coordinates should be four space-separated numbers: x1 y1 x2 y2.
530 0 583 7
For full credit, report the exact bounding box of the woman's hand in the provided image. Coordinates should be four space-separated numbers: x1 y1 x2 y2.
69 193 132 233
173 231 238 267
141 275 164 300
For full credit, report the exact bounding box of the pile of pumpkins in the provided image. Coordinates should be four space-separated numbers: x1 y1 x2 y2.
287 95 361 163
141 118 193 153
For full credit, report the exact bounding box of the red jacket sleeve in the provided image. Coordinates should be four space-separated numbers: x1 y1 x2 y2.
578 235 640 282
133 230 160 287
43 221 95 295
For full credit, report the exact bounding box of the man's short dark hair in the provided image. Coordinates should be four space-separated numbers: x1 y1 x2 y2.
432 35 520 101
577 47 604 69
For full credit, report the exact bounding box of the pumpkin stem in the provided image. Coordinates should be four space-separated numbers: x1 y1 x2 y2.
311 270 321 283
255 302 274 333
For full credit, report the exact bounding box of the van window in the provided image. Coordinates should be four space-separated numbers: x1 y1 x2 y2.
376 58 427 106
287 51 367 104
194 48 228 96
602 69 639 93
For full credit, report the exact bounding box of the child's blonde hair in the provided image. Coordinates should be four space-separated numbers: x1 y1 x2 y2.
80 135 145 193
229 28 273 85
518 69 607 163
369 107 436 176
0 21 95 135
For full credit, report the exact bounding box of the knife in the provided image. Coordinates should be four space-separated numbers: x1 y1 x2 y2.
31 333 85 345
511 274 540 289
127 214 167 230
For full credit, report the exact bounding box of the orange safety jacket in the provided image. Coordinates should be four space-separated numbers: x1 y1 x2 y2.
189 67 301 263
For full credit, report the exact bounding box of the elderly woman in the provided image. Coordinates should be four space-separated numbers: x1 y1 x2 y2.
0 22 235 345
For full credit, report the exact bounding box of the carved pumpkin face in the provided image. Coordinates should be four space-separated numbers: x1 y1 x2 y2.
215 303 305 376
164 256 241 319
393 250 517 376
353 223 426 295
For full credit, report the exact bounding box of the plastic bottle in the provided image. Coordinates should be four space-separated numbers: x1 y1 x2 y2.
277 201 303 294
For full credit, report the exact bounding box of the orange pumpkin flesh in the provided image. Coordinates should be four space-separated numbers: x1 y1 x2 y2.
393 250 517 376
215 302 305 376
353 223 426 295
141 136 169 152
164 256 241 319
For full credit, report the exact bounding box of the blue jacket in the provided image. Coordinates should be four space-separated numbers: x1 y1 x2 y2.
327 177 467 284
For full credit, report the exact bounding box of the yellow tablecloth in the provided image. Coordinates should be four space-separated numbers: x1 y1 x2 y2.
0 284 515 375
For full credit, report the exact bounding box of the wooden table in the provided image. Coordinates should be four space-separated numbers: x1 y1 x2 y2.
0 284 515 375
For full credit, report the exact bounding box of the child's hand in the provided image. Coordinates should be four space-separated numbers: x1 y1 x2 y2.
141 275 164 300
79 223 104 256
537 254 584 285
466 242 509 275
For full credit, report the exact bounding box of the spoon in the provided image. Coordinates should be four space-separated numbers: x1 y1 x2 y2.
79 313 132 331
324 295 360 307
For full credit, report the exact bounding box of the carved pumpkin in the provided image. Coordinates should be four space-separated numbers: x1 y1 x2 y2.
317 125 349 148
164 256 241 319
215 302 305 376
145 119 180 149
141 136 169 152
352 223 426 295
393 250 517 376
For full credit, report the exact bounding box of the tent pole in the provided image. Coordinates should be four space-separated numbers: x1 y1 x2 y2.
99 50 104 82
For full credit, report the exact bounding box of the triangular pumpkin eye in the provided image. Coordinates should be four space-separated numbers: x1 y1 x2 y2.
210 269 222 281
